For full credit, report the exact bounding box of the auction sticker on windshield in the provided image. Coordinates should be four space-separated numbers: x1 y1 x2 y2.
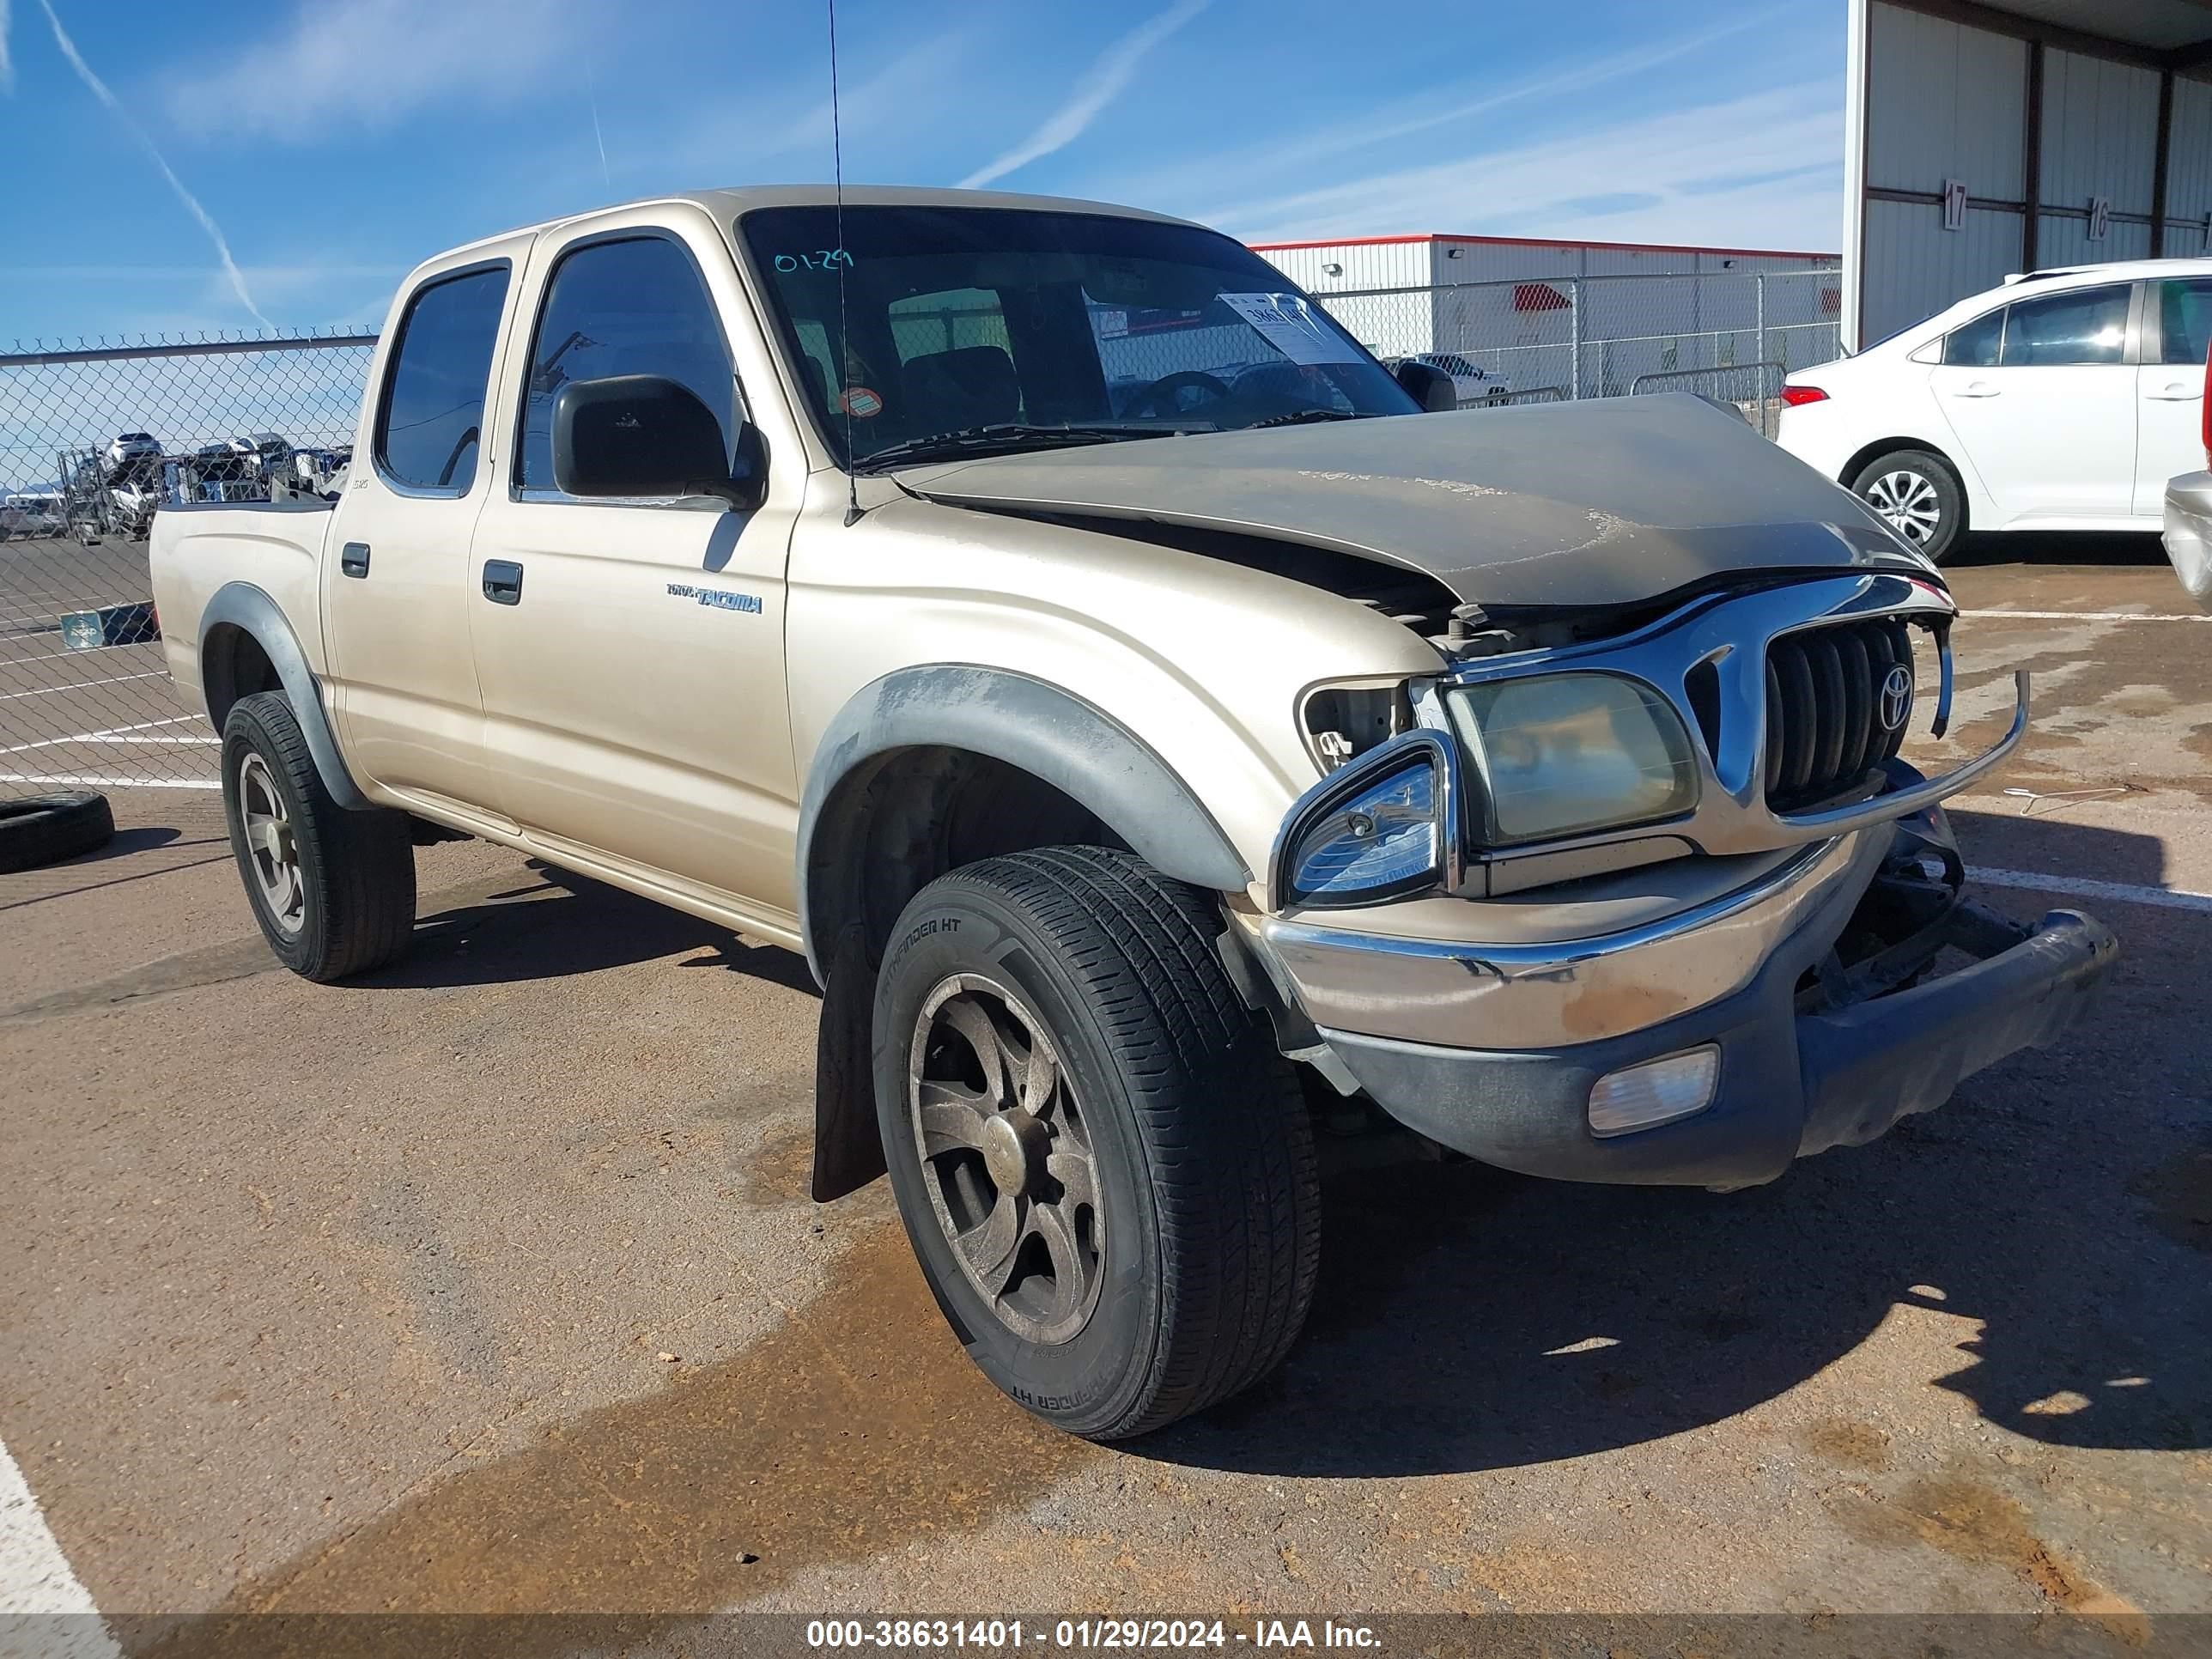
1218 292 1364 367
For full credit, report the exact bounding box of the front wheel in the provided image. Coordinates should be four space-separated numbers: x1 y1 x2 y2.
873 846 1319 1440
1851 447 1966 564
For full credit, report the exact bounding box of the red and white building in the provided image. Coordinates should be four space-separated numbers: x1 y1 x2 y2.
1250 233 1841 397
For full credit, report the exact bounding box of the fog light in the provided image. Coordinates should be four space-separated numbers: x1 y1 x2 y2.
1588 1045 1721 1138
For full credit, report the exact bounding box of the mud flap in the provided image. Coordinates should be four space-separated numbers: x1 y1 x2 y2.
811 922 888 1201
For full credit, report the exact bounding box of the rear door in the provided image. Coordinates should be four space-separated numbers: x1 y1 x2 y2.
1929 281 2137 526
324 243 528 822
2135 275 2212 516
465 206 803 924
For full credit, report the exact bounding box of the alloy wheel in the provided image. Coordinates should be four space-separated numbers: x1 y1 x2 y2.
236 750 305 935
907 973 1105 1346
1863 468 1943 547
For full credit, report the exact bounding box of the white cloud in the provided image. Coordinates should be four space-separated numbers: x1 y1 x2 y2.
1213 82 1844 252
37 0 270 327
1146 1 1795 211
789 32 976 155
958 0 1208 190
161 0 581 143
637 30 975 188
0 0 14 94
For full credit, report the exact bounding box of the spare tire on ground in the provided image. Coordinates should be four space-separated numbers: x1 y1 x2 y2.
0 791 116 873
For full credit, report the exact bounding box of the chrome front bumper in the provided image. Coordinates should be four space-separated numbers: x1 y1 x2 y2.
2160 471 2212 611
1234 811 2118 1188
1254 827 1887 1051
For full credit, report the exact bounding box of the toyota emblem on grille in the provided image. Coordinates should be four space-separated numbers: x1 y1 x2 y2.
1880 664 1913 732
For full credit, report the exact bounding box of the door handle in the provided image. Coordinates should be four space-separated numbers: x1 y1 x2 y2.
482 560 524 605
1952 381 2001 398
2145 382 2203 401
338 541 371 578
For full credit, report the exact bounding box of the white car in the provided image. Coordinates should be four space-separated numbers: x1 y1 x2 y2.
103 431 161 471
1777 258 2212 562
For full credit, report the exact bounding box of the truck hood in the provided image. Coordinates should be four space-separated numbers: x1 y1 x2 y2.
897 394 1932 612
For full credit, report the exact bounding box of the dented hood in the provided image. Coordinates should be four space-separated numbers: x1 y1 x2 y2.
898 393 1932 611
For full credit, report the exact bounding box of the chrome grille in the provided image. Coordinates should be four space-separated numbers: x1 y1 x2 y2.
1764 617 1915 811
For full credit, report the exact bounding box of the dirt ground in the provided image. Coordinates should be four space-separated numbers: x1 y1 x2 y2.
2 538 2207 1650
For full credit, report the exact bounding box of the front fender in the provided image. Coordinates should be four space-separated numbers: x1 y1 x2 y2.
796 664 1249 979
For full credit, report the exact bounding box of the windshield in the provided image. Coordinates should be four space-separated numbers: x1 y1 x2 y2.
739 205 1418 468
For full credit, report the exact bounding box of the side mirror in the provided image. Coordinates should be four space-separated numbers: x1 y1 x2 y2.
551 374 763 508
1394 361 1460 412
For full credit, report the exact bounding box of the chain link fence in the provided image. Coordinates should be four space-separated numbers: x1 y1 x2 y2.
1 332 376 796
0 269 1841 798
1321 267 1842 425
1627 362 1789 434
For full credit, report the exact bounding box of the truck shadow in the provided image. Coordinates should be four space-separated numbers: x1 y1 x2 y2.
360 860 820 998
1144 806 2209 1476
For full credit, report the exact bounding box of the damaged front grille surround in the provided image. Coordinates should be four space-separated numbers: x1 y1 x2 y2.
1273 571 2029 908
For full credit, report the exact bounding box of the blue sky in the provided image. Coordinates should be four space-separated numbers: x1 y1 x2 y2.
0 0 1846 343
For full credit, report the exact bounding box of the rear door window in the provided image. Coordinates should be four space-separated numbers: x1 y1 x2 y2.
1942 307 2003 367
2156 277 2212 366
375 264 510 493
1999 283 2130 366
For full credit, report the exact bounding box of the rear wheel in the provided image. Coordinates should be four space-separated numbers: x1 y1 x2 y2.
873 846 1319 1440
221 692 416 981
1851 447 1965 564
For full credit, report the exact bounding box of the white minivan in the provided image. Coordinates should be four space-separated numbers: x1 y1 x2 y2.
1777 258 2212 562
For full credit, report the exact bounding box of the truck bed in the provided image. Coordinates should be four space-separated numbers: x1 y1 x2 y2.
149 500 337 714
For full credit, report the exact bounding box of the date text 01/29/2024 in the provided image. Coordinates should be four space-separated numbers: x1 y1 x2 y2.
803 1620 1382 1650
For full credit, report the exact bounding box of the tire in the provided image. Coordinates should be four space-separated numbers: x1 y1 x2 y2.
220 691 416 981
873 845 1320 1441
1851 448 1966 564
0 791 114 873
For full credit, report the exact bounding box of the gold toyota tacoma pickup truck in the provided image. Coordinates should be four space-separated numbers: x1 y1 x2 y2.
150 186 2118 1440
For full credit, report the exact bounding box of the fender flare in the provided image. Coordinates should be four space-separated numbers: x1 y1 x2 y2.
198 581 369 811
796 664 1251 979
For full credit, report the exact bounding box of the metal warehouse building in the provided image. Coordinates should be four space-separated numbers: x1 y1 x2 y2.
1845 0 2212 348
1253 234 1840 398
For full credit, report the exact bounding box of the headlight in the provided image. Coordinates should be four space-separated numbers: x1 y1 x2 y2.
1275 731 1455 908
1449 672 1698 845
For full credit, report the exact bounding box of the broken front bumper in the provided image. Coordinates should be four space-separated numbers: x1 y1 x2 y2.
1245 817 2118 1188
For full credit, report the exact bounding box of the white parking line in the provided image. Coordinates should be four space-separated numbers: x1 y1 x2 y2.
0 773 218 790
1970 866 2212 915
0 645 163 667
0 672 169 702
1967 608 2211 623
0 1437 119 1656
23 736 219 746
0 716 213 757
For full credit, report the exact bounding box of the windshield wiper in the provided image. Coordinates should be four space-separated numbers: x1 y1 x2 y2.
1247 407 1367 428
852 422 1211 474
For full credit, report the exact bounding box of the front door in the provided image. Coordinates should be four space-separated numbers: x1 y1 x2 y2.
467 217 801 927
1929 280 2137 526
2136 276 2212 516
